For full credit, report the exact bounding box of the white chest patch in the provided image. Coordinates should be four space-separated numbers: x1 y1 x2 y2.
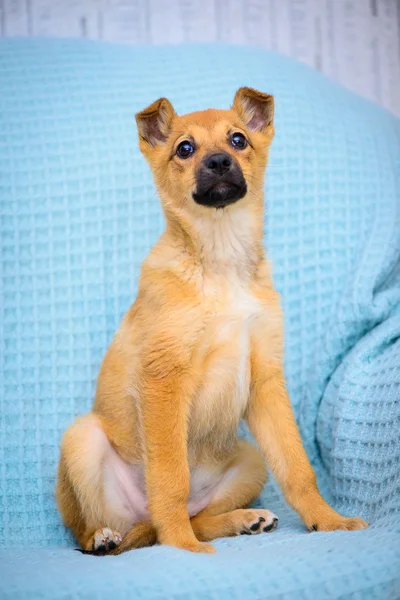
189 206 263 433
227 282 261 320
202 276 261 415
230 286 260 411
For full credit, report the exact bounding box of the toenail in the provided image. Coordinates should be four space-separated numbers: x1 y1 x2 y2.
259 517 266 523
250 522 260 531
240 530 251 535
311 523 318 531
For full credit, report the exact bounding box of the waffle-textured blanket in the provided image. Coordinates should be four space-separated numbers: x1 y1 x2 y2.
0 40 399 599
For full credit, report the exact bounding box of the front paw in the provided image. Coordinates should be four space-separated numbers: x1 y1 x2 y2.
180 541 216 554
162 534 216 554
309 515 368 532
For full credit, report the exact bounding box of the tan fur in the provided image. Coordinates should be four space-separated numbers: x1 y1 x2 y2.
56 88 367 555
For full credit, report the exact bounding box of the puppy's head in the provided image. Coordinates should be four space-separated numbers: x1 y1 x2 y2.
136 88 274 213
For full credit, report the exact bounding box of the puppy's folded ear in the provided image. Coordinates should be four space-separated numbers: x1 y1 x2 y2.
135 98 176 146
233 87 274 132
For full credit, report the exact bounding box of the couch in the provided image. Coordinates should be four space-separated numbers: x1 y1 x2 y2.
0 39 399 599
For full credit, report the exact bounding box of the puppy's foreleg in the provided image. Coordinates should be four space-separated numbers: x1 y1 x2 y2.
246 347 367 532
141 360 215 554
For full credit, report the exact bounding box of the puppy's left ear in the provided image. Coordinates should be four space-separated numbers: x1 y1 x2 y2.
233 87 274 132
135 97 176 147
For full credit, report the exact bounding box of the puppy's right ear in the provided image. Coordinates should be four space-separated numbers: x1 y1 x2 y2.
135 98 176 147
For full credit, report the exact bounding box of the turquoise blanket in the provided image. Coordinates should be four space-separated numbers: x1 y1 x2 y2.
0 40 399 599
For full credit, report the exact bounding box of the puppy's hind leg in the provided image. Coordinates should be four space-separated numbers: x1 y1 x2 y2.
56 413 137 553
191 440 278 541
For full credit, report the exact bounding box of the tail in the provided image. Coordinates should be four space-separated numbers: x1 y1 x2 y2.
77 522 157 556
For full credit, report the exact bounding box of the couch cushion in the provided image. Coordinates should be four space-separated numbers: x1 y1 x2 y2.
1 527 400 600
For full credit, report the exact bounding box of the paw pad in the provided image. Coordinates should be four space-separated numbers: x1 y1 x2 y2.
263 517 279 532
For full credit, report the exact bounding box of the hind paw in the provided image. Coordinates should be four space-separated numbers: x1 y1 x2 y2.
233 509 279 535
85 528 122 554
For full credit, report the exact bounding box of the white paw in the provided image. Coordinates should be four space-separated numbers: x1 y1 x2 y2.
92 527 122 552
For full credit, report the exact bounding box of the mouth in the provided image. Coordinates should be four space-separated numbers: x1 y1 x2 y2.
192 181 247 209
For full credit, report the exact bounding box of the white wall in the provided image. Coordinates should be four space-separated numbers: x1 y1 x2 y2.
1 0 399 116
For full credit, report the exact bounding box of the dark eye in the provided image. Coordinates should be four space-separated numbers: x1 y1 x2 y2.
231 132 247 149
176 140 195 159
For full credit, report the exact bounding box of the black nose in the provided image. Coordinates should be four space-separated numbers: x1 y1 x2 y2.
205 153 232 176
